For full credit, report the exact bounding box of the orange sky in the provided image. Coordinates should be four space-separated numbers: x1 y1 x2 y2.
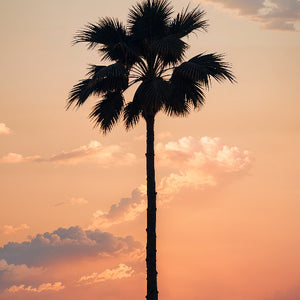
0 0 300 299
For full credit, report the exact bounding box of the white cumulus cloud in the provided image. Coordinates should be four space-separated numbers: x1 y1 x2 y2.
0 153 40 164
156 136 251 173
0 123 12 135
77 264 134 286
2 224 30 235
6 282 64 293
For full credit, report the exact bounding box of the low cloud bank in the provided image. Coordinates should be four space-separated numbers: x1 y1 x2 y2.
0 226 141 267
0 260 44 290
202 0 300 31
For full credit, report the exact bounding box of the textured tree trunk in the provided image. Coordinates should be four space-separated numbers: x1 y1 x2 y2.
145 115 158 300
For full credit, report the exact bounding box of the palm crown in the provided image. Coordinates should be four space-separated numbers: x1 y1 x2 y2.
67 0 235 131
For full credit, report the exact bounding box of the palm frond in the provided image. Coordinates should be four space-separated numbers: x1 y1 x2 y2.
172 53 236 88
167 76 205 115
123 101 143 129
134 59 149 78
89 63 128 80
66 79 94 109
128 0 173 40
100 36 141 66
74 18 139 65
89 92 124 133
74 17 126 48
133 78 171 114
150 35 188 65
86 65 106 76
67 63 129 110
96 77 129 93
169 5 208 38
88 63 129 92
163 98 190 117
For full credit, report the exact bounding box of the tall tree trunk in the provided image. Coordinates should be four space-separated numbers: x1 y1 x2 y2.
145 114 158 300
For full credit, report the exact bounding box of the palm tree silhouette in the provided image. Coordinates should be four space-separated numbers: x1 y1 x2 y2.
67 0 235 299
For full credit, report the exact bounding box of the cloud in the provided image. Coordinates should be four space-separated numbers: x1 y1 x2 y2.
6 282 64 293
54 197 88 207
0 141 136 166
265 284 300 300
43 140 136 166
0 123 12 135
157 170 216 202
0 260 44 290
90 136 251 228
0 226 141 267
155 136 250 203
77 264 134 286
201 0 300 31
0 153 40 163
156 136 251 173
2 224 30 235
89 188 147 229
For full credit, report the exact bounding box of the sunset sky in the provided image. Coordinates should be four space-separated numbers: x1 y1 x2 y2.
1 0 300 299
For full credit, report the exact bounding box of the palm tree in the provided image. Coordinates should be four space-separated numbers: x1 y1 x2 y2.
67 0 235 299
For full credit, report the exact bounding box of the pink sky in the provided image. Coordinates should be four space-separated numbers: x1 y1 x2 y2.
0 0 300 299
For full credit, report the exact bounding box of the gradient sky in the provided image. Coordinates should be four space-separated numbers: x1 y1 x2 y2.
0 0 300 299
